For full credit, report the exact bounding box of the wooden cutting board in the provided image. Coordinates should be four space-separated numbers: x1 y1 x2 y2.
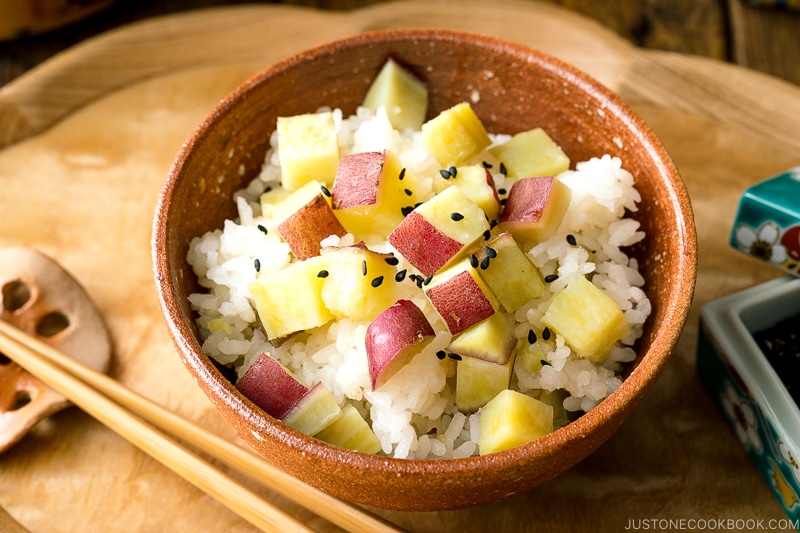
1 1 799 531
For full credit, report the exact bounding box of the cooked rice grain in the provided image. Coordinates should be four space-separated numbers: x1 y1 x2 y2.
186 107 650 459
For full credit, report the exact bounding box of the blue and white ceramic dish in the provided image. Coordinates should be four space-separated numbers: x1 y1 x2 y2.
730 167 800 276
698 276 800 524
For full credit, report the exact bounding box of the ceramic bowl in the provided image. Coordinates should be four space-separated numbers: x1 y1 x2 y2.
152 28 697 511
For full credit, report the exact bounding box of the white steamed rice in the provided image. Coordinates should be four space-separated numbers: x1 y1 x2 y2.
186 106 650 459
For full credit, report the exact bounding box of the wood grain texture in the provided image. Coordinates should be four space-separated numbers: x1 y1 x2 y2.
0 0 115 40
619 51 800 154
0 1 799 531
0 0 634 149
277 0 730 58
729 0 800 86
544 0 728 58
3 0 798 88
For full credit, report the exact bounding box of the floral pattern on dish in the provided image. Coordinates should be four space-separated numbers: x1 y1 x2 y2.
721 380 764 453
730 167 800 276
734 221 787 266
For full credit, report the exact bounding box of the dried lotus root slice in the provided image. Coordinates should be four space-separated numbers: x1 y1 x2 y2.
0 247 111 453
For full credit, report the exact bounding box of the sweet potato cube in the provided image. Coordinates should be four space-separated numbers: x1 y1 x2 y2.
489 127 570 179
541 275 628 362
282 382 343 436
277 194 347 260
365 299 435 390
331 149 421 237
315 404 382 454
362 58 428 132
249 255 334 340
478 389 553 455
424 258 499 335
474 232 546 311
448 311 516 365
277 111 339 192
455 353 515 414
421 102 491 167
498 177 572 245
389 186 489 277
434 164 501 222
319 246 398 321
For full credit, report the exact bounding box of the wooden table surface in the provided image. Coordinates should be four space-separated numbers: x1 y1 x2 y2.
1 1 800 532
1 0 799 88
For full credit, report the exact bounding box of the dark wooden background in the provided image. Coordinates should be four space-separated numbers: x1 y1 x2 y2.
1 0 799 89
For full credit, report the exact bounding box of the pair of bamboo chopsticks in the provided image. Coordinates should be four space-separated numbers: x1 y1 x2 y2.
0 319 404 533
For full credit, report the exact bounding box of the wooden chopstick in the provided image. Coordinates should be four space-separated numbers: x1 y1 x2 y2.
0 320 404 533
0 504 30 533
0 325 312 533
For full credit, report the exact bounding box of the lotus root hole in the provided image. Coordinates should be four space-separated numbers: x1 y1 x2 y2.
2 280 31 312
10 390 32 411
36 312 70 337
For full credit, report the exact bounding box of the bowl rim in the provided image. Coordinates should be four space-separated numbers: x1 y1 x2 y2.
153 27 697 478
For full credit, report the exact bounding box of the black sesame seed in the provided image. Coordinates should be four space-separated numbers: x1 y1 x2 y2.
499 198 507 206
485 246 497 258
385 256 400 266
395 269 407 282
566 234 577 246
317 270 329 278
254 258 261 272
416 277 424 288
404 188 413 196
482 161 493 169
447 352 462 361
371 276 384 288
423 274 433 286
436 350 447 360
498 188 507 195
469 254 479 268
449 166 457 178
542 327 551 341
450 212 464 221
414 202 423 208
483 229 492 241
544 274 559 283
361 260 368 276
528 329 537 344
401 206 414 217
398 168 406 181
257 224 268 235
490 219 498 229
499 162 507 176
480 256 491 270
320 185 331 197
439 169 452 180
